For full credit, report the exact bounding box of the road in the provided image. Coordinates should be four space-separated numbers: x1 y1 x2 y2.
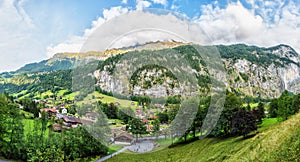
95 135 167 161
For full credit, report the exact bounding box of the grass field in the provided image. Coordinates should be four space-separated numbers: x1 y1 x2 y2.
109 144 124 154
77 91 138 108
62 91 80 100
108 113 300 162
40 90 54 99
242 102 259 108
57 89 68 96
22 119 51 139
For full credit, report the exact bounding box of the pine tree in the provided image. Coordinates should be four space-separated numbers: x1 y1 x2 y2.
257 102 265 118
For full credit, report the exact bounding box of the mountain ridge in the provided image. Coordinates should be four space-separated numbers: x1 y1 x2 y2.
1 42 300 99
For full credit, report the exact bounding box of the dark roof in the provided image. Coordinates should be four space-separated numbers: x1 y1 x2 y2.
63 116 82 124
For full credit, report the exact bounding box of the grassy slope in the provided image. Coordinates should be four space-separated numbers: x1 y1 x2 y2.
76 91 138 108
108 113 300 162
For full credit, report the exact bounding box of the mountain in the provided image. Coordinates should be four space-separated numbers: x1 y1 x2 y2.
1 42 300 99
95 43 300 98
11 41 185 74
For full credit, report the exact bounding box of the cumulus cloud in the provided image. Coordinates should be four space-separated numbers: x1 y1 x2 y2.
47 0 300 59
47 6 129 57
80 11 206 52
198 1 264 43
121 0 128 4
136 0 151 10
197 1 300 52
152 0 167 6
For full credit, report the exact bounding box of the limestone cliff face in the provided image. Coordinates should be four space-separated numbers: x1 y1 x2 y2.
224 45 300 98
94 44 300 99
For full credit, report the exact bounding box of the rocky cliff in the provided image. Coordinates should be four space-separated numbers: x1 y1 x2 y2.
94 43 300 99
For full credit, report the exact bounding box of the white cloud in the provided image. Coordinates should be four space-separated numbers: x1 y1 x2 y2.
152 0 167 6
197 1 300 53
79 11 207 52
46 36 85 57
103 6 129 20
47 6 129 57
121 0 128 4
198 1 264 42
47 0 300 61
0 0 44 72
136 0 151 10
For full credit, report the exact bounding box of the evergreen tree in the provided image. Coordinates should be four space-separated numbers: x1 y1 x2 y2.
257 102 265 118
277 91 293 121
269 98 278 117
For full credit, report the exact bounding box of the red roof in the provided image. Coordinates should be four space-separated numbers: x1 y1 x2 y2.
142 118 149 123
146 125 153 131
40 108 57 113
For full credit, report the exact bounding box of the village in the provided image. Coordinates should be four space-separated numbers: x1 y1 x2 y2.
17 94 169 150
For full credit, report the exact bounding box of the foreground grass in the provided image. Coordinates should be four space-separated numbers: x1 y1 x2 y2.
108 113 300 162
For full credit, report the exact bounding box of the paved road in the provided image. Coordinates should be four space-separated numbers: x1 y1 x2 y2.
95 135 169 161
95 146 129 162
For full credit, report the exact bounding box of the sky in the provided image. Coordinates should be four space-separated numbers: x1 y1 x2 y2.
0 0 300 72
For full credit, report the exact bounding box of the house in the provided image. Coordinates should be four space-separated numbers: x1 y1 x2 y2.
142 118 149 123
39 108 57 118
62 116 82 128
146 125 153 132
18 104 23 109
136 108 145 118
114 102 121 106
131 102 135 106
114 132 133 144
61 108 67 114
149 115 157 120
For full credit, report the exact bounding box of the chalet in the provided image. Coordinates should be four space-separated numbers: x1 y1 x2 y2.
39 108 57 118
62 116 82 128
61 108 67 114
114 102 121 106
142 118 150 123
131 102 135 106
18 104 23 109
149 115 157 120
136 108 145 118
146 125 153 132
114 132 133 144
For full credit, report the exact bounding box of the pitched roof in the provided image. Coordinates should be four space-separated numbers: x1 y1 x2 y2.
63 116 82 124
115 132 133 139
40 108 57 113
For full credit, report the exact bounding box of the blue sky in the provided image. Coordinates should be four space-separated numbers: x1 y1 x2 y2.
0 0 300 72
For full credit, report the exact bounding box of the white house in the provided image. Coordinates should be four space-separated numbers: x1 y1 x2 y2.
62 108 67 114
